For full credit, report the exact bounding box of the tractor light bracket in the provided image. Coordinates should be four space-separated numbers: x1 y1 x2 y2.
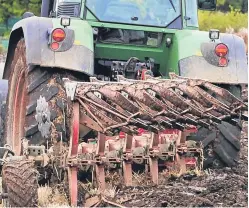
209 29 220 42
60 16 71 28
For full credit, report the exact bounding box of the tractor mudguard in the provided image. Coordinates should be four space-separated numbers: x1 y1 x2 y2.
178 32 248 84
3 17 94 80
220 33 247 73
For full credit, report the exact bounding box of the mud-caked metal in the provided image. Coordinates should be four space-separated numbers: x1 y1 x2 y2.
1 0 248 207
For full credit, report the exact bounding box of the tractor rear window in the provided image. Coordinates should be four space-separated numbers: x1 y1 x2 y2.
86 0 181 27
97 29 163 47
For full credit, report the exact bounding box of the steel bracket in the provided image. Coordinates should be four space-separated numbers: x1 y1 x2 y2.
63 78 77 101
149 149 160 158
123 152 133 161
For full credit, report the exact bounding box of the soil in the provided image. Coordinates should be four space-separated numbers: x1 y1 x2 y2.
98 121 248 207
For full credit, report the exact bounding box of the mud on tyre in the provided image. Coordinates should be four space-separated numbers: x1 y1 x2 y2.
4 39 86 154
2 160 38 207
189 121 241 168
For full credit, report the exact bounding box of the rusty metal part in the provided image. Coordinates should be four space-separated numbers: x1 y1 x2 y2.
67 102 80 207
149 133 159 184
64 75 246 135
95 133 106 191
61 75 246 199
17 139 50 167
169 73 247 110
123 134 133 186
84 196 101 207
101 196 126 208
63 129 202 188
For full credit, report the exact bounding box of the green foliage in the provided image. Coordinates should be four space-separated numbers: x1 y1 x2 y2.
28 0 42 16
0 0 41 24
217 0 247 13
3 30 11 38
227 0 244 10
198 9 248 32
217 0 226 6
0 44 3 54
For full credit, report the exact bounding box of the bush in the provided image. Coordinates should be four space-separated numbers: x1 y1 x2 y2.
0 44 3 54
3 30 11 38
198 9 248 32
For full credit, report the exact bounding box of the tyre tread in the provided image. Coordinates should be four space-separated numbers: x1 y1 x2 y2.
2 160 38 207
188 121 241 168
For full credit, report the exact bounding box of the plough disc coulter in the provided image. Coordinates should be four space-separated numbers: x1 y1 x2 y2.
62 74 247 205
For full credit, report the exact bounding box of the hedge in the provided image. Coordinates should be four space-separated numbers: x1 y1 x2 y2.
198 10 248 32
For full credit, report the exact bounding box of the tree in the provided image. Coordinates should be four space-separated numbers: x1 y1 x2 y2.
217 0 248 12
241 0 248 13
0 0 14 25
0 0 41 24
28 0 42 16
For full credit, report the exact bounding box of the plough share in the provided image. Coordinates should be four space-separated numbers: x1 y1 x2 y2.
61 74 247 206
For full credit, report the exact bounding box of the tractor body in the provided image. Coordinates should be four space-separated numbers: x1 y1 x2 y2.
3 0 248 84
0 0 247 206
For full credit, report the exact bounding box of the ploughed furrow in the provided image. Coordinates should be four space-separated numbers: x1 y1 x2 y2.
64 75 247 134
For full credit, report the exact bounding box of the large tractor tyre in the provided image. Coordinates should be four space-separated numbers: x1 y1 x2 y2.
189 121 241 169
2 160 38 207
0 80 8 147
0 103 6 146
4 39 86 154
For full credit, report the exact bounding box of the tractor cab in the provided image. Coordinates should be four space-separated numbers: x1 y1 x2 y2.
39 0 224 81
47 0 216 26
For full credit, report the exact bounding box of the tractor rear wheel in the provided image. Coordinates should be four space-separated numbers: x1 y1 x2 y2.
189 121 241 168
2 160 38 207
4 39 85 154
0 102 5 146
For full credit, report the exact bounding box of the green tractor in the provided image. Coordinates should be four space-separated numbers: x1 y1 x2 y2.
0 0 247 206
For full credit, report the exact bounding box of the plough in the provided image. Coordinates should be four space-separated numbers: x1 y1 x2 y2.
57 74 247 206
1 0 248 206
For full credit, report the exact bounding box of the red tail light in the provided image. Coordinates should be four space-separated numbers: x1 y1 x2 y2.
215 43 228 57
51 42 59 50
52 28 66 42
219 57 228 67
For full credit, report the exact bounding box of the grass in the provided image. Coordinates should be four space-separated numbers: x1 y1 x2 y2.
38 186 69 208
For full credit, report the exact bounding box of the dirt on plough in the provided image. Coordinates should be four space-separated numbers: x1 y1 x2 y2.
111 165 247 207
80 121 248 208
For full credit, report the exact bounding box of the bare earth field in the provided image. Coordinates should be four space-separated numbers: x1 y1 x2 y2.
37 122 248 208
98 122 248 207
113 123 248 207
